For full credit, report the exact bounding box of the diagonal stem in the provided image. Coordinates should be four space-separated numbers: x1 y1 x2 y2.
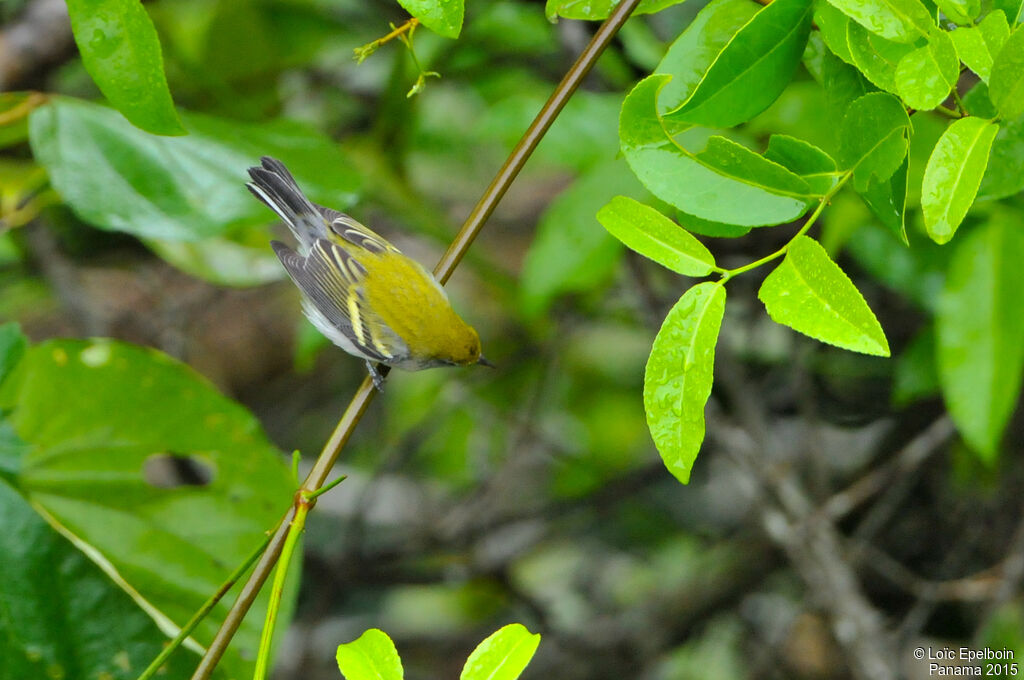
188 2 643 678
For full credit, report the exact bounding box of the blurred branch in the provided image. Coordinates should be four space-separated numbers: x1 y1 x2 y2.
0 0 74 90
188 1 645 677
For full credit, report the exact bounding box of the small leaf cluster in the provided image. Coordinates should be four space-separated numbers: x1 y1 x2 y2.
591 0 1024 482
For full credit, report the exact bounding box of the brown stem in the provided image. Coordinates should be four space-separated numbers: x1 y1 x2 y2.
188 2 643 677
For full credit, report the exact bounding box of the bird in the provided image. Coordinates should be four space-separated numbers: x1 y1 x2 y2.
246 156 489 390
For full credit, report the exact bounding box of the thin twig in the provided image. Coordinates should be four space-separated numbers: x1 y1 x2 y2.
187 2 644 677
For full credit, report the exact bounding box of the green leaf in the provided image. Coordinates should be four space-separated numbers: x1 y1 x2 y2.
894 28 959 110
838 92 911 191
0 323 26 386
847 21 915 93
65 0 184 136
644 282 726 484
937 216 1024 461
859 154 909 244
676 210 752 238
28 97 360 241
825 0 932 43
989 24 1024 120
518 161 643 318
0 339 296 679
620 76 813 226
0 481 203 680
397 0 464 38
664 0 813 128
460 624 541 680
545 0 685 21
979 110 1024 200
993 0 1024 22
596 196 716 276
764 134 839 195
933 0 980 24
656 0 759 112
950 11 1010 83
921 117 999 244
336 629 404 680
758 235 890 356
815 0 856 64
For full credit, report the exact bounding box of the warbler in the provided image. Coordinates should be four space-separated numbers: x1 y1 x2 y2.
246 156 488 389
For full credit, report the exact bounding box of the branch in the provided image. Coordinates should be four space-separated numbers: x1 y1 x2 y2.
187 2 645 677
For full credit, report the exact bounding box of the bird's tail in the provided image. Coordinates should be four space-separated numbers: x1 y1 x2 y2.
246 156 324 252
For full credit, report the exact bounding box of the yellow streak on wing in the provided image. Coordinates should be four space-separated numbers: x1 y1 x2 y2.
348 294 365 345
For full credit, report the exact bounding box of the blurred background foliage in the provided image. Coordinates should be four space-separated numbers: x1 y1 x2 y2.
2 0 1024 679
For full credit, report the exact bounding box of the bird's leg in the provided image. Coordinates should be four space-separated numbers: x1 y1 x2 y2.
366 361 385 391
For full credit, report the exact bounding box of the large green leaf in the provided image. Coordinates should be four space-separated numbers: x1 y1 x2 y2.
0 339 296 679
937 217 1024 461
65 0 184 136
934 0 980 24
655 0 759 113
0 480 204 680
29 97 360 241
825 0 932 43
758 235 890 356
596 196 716 276
545 0 685 21
847 21 914 93
921 117 998 244
989 24 1024 120
145 229 286 287
950 11 1010 83
397 0 464 38
644 282 726 484
979 111 1024 200
664 0 813 128
763 134 839 195
620 75 812 227
336 629 403 680
518 161 643 318
460 624 541 680
838 92 911 191
894 28 959 110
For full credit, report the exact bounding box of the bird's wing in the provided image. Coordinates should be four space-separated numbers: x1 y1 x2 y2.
312 205 400 256
271 239 408 363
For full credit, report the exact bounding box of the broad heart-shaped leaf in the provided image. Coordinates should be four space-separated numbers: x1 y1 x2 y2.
989 25 1024 120
644 282 726 484
65 0 184 136
758 236 890 356
859 154 909 244
663 0 813 128
655 0 759 112
620 75 813 227
0 480 207 680
895 28 959 110
847 21 915 93
145 228 286 287
29 97 361 241
825 0 932 43
922 117 998 244
460 624 541 680
336 629 403 680
839 92 911 191
951 11 1010 83
545 0 685 21
0 339 296 680
937 216 1024 461
934 0 980 24
396 0 463 37
596 196 716 276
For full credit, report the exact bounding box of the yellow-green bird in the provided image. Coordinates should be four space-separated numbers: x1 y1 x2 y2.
246 157 488 389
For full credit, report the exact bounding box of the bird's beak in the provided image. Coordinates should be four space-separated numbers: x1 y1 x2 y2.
477 355 496 368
